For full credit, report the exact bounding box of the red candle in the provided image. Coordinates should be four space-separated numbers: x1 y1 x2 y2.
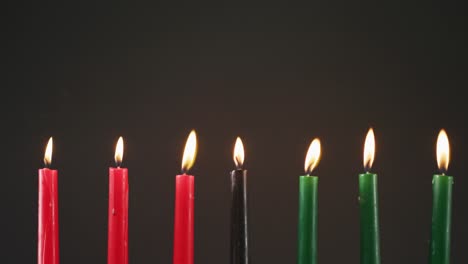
173 130 197 264
108 137 129 264
38 137 59 264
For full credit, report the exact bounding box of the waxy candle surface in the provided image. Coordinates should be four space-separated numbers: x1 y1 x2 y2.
297 176 318 264
108 167 129 264
230 170 249 264
430 175 453 264
359 173 380 264
38 168 59 264
173 174 195 264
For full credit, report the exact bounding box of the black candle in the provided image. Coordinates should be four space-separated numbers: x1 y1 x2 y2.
230 137 249 264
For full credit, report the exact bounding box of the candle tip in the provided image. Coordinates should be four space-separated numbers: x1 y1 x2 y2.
233 137 245 169
181 130 197 173
436 129 450 174
304 138 321 175
363 128 375 172
114 137 124 167
44 137 53 167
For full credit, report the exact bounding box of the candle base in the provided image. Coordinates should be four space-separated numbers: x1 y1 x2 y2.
429 174 453 264
230 170 249 264
38 168 59 264
108 167 129 264
297 175 318 264
173 174 195 264
359 173 380 264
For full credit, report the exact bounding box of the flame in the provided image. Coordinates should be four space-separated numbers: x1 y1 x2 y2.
181 130 197 173
363 128 375 172
114 137 124 166
304 138 321 175
233 137 245 169
44 137 53 167
436 129 450 173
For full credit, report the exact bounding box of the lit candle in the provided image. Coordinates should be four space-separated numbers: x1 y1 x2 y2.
429 129 453 264
38 137 59 264
359 128 381 264
298 138 321 264
108 137 129 264
230 137 249 264
173 130 197 264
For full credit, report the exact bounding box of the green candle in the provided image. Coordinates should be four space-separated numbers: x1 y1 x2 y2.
359 128 380 264
298 138 321 264
430 129 453 264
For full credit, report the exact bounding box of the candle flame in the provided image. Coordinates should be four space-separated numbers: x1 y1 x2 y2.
436 129 450 174
44 137 53 167
114 137 124 167
233 137 245 169
181 130 197 173
304 138 321 175
363 128 375 172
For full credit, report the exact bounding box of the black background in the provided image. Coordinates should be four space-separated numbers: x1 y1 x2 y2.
3 1 468 263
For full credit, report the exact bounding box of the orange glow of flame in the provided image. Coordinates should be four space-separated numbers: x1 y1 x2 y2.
44 137 53 167
304 138 321 175
181 130 197 173
114 137 124 166
436 129 450 173
233 137 245 169
363 128 375 172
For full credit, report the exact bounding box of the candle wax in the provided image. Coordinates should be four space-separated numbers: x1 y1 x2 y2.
173 174 194 264
230 169 249 264
297 176 318 264
38 168 59 264
359 173 380 264
108 167 129 264
430 174 453 264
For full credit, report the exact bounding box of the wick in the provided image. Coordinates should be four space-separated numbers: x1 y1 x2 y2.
44 161 50 169
438 168 447 175
235 156 243 170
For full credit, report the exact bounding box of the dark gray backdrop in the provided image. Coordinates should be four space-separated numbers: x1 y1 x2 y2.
3 1 468 263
